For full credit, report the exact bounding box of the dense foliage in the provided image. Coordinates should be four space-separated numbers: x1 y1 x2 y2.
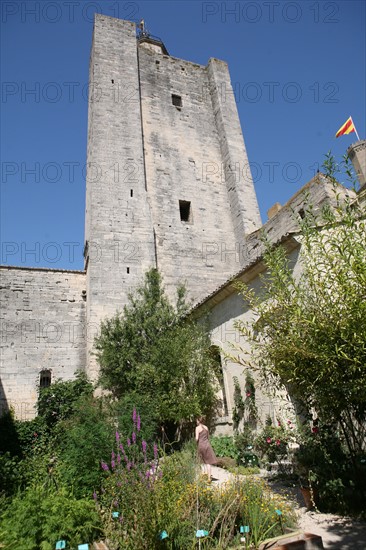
231 154 366 510
0 387 297 549
95 268 219 430
37 370 94 430
0 486 102 550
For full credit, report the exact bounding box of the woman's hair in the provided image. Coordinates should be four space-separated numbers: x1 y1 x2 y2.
197 416 205 423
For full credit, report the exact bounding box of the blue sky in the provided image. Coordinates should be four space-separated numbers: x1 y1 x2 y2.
1 0 365 270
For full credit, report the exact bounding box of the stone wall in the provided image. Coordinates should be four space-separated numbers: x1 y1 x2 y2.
0 267 86 419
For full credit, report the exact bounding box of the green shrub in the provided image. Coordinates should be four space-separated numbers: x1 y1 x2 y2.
235 427 260 467
0 452 25 496
0 414 49 496
0 484 102 549
254 423 292 467
37 370 93 430
210 436 237 460
55 395 114 498
293 422 359 513
211 432 260 468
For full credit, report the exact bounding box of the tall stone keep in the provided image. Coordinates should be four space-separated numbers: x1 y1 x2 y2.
84 15 261 377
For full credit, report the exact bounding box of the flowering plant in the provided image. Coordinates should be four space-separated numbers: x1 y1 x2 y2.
254 421 293 469
95 408 161 549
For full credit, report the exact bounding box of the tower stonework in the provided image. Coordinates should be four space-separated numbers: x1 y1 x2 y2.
85 15 261 376
84 17 157 378
347 140 366 190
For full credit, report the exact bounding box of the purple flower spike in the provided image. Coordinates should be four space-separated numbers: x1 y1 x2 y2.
127 438 131 447
101 461 109 471
116 431 120 442
145 470 151 479
119 444 125 454
132 432 136 444
119 516 123 523
111 460 116 470
127 462 132 471
142 440 147 454
111 450 115 460
113 500 118 507
154 443 158 460
132 408 137 424
93 491 98 501
137 415 141 432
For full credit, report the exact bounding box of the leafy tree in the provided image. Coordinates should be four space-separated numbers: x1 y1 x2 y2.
95 268 219 430
230 154 366 503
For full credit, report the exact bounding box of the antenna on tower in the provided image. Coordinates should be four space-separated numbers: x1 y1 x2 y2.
138 19 147 36
136 20 169 55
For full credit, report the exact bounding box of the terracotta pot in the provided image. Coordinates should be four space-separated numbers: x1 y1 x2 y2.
300 486 318 510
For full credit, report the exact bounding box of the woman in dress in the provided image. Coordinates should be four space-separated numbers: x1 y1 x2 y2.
195 416 217 480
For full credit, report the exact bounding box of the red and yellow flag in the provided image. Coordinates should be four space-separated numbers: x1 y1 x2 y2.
335 117 355 138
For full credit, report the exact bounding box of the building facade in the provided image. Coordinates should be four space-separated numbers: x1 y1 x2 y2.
0 15 365 424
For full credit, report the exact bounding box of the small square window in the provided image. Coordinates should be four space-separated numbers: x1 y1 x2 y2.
172 94 182 108
179 200 192 222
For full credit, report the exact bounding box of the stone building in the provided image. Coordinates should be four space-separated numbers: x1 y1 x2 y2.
0 15 365 425
192 173 365 434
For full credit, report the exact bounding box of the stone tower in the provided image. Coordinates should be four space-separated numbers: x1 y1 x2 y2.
84 15 261 377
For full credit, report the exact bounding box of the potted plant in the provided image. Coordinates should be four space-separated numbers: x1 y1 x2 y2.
293 430 320 510
299 470 319 510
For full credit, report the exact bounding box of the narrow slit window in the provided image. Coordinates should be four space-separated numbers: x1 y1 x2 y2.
172 94 182 108
179 200 192 222
130 189 133 198
127 267 130 274
40 369 51 389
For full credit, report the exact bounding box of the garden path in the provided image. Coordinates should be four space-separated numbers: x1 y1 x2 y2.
208 465 366 549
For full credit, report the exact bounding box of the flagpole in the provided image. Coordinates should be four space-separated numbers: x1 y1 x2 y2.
351 116 360 141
